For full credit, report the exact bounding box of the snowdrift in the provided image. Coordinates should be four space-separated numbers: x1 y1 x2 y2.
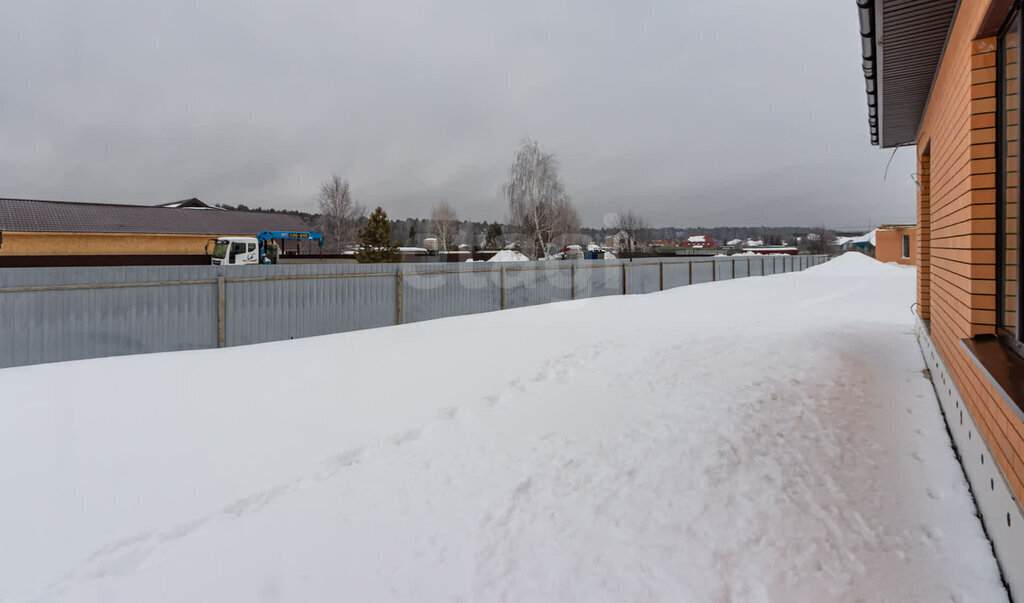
0 253 1006 602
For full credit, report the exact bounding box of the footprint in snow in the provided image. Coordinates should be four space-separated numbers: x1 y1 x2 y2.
921 524 944 543
322 447 364 474
390 429 422 446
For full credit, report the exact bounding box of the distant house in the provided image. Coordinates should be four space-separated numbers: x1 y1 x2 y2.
605 230 639 251
0 197 311 266
874 224 917 265
681 234 717 248
835 230 877 253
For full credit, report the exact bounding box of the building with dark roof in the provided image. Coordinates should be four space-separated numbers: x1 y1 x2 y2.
0 197 312 266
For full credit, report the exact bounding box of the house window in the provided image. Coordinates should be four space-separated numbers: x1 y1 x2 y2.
999 10 1023 355
901 234 910 259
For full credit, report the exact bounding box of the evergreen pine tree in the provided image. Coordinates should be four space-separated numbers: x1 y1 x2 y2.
485 222 503 249
355 207 401 263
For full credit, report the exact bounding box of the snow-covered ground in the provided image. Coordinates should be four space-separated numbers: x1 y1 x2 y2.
0 254 1007 602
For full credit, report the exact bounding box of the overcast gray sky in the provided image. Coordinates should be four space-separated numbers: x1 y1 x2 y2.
0 0 916 229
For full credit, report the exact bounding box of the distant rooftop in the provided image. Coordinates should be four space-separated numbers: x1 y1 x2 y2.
0 198 310 235
152 198 221 209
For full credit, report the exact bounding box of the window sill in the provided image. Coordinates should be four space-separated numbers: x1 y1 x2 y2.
960 336 1024 424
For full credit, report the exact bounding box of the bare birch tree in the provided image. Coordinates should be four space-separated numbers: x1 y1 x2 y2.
502 139 580 259
430 199 459 251
614 210 650 259
318 176 364 251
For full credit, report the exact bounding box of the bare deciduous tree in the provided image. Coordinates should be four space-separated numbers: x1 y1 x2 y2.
318 176 364 251
503 139 580 259
799 225 835 255
430 199 459 251
613 210 650 259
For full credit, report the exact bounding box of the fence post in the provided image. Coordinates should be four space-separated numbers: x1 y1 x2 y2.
621 263 627 295
500 267 507 309
712 260 717 281
571 264 577 300
659 262 664 291
396 271 403 324
732 258 736 279
216 276 226 348
688 260 693 285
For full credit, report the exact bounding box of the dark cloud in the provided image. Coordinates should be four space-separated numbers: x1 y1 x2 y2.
0 0 915 229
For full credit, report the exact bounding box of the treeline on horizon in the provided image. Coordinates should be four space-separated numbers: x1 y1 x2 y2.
213 203 827 247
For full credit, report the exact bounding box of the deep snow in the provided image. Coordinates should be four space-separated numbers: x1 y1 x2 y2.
0 253 1007 602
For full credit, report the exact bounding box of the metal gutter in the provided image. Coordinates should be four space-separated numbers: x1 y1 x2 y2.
857 0 879 145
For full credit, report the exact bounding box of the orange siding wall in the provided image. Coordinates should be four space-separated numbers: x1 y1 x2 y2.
918 0 1024 502
919 153 932 319
875 227 917 265
0 232 217 256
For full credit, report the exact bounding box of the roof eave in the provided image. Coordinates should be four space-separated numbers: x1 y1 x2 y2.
859 0 960 149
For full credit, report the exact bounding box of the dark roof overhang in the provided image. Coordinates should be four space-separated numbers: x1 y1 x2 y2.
0 198 311 235
858 0 960 148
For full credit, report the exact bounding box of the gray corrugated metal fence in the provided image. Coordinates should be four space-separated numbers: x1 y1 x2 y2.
0 255 829 368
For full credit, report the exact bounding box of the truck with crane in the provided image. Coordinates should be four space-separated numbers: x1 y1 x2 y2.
209 230 324 265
